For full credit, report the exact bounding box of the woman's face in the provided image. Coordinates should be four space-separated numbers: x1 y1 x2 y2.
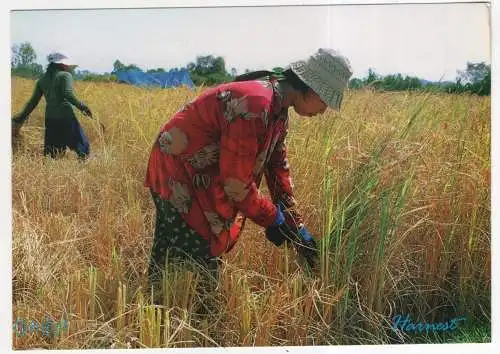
293 90 328 117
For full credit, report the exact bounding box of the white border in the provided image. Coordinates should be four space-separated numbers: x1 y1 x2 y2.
2 1 497 354
7 0 492 10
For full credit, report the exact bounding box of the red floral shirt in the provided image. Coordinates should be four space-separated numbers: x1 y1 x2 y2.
145 79 303 256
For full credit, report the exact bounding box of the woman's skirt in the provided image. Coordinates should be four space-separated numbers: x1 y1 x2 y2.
44 116 89 159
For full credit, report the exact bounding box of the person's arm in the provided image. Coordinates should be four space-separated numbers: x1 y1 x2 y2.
12 81 43 124
264 124 318 268
219 96 280 228
59 72 92 116
264 122 304 228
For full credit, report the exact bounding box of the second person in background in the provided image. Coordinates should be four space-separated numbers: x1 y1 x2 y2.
12 52 93 160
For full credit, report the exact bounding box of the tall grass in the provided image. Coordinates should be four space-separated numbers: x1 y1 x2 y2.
11 78 490 348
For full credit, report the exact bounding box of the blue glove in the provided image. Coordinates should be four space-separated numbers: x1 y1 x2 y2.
265 204 318 269
298 225 313 241
273 204 285 226
295 225 318 269
265 204 287 246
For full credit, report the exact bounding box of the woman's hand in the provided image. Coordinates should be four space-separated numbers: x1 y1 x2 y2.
265 219 319 270
294 226 319 270
81 105 93 118
12 119 23 139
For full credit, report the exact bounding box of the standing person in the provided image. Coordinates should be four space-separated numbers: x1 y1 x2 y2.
145 48 353 294
12 52 93 160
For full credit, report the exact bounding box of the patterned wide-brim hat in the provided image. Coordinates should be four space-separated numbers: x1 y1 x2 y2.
289 48 353 111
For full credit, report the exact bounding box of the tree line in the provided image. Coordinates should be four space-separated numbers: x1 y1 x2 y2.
350 65 490 96
11 42 490 96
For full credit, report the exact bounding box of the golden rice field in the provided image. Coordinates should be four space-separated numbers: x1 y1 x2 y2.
11 77 491 349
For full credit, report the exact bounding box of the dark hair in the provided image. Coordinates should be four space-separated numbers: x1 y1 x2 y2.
234 68 311 93
234 70 274 82
282 69 310 93
46 62 67 79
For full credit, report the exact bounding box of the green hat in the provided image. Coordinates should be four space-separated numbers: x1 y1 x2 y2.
290 48 353 111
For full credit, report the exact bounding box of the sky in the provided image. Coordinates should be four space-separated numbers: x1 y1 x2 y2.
9 3 491 81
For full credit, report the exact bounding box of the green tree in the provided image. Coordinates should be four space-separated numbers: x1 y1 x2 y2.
112 60 141 72
11 42 43 78
458 62 490 84
17 42 37 66
365 68 379 85
443 62 491 96
147 68 166 73
113 60 125 72
458 62 491 96
126 64 141 71
187 55 231 86
349 78 363 89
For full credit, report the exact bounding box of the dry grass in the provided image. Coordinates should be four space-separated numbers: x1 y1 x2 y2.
11 77 490 348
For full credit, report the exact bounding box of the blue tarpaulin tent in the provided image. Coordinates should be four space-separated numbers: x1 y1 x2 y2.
150 70 195 89
114 69 194 89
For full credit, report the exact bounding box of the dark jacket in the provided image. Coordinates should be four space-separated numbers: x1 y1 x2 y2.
14 66 88 123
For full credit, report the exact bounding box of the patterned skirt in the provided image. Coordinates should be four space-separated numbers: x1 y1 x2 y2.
147 191 220 289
